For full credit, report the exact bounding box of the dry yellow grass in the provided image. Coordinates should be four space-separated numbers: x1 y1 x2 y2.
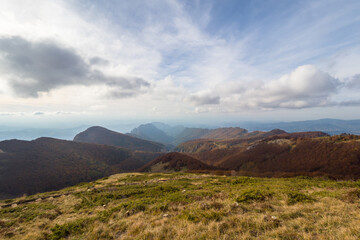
1 173 360 239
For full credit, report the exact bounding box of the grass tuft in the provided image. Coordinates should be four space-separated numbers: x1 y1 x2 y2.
286 192 315 205
236 189 273 203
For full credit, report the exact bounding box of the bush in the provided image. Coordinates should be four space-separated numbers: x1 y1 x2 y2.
232 177 257 185
179 209 225 223
344 189 360 203
236 189 272 203
287 192 315 205
49 218 91 240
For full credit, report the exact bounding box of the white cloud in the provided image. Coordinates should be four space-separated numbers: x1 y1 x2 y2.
228 65 341 109
188 94 220 106
0 0 360 121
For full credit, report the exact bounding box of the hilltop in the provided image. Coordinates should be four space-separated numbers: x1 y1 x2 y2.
74 126 166 152
1 172 360 239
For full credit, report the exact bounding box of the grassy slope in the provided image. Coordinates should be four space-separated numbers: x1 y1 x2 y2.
1 173 360 239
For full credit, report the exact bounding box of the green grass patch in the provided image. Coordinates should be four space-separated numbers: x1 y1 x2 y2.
49 218 93 240
236 189 273 203
232 176 257 185
287 192 315 205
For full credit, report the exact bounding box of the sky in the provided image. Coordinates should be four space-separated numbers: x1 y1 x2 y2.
1 0 360 128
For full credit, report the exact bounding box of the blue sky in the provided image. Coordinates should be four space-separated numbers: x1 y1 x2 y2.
0 0 360 127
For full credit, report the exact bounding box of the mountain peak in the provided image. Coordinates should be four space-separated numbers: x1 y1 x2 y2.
74 126 166 152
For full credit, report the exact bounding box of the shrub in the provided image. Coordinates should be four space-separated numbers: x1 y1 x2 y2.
344 189 360 203
157 185 180 193
232 177 257 185
49 218 92 240
287 192 315 205
236 189 272 203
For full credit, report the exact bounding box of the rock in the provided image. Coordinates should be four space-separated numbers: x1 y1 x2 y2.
36 198 42 202
11 204 18 208
263 215 280 225
231 202 239 210
163 214 169 217
200 203 209 210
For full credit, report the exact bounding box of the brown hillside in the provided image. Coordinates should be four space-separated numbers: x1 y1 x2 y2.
74 126 166 152
171 128 211 146
0 137 162 198
266 131 329 140
174 129 294 154
201 127 248 140
216 135 360 179
173 127 252 146
174 131 360 179
139 152 218 172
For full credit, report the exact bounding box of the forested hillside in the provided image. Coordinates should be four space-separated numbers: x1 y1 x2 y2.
0 137 162 198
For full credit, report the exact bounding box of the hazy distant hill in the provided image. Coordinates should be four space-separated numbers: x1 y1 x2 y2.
171 128 211 146
129 119 360 147
151 122 185 137
129 124 272 146
0 126 88 141
0 137 162 198
127 124 209 146
129 123 174 145
236 119 360 135
74 126 166 152
139 152 217 172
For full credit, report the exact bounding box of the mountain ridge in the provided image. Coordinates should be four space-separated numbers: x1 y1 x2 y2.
74 126 167 152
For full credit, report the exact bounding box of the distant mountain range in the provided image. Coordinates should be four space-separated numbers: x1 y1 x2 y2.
1 120 360 199
231 119 360 135
128 123 254 146
0 118 359 142
125 119 360 147
0 126 89 141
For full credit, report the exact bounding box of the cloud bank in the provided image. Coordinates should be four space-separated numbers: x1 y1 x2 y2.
0 36 149 97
